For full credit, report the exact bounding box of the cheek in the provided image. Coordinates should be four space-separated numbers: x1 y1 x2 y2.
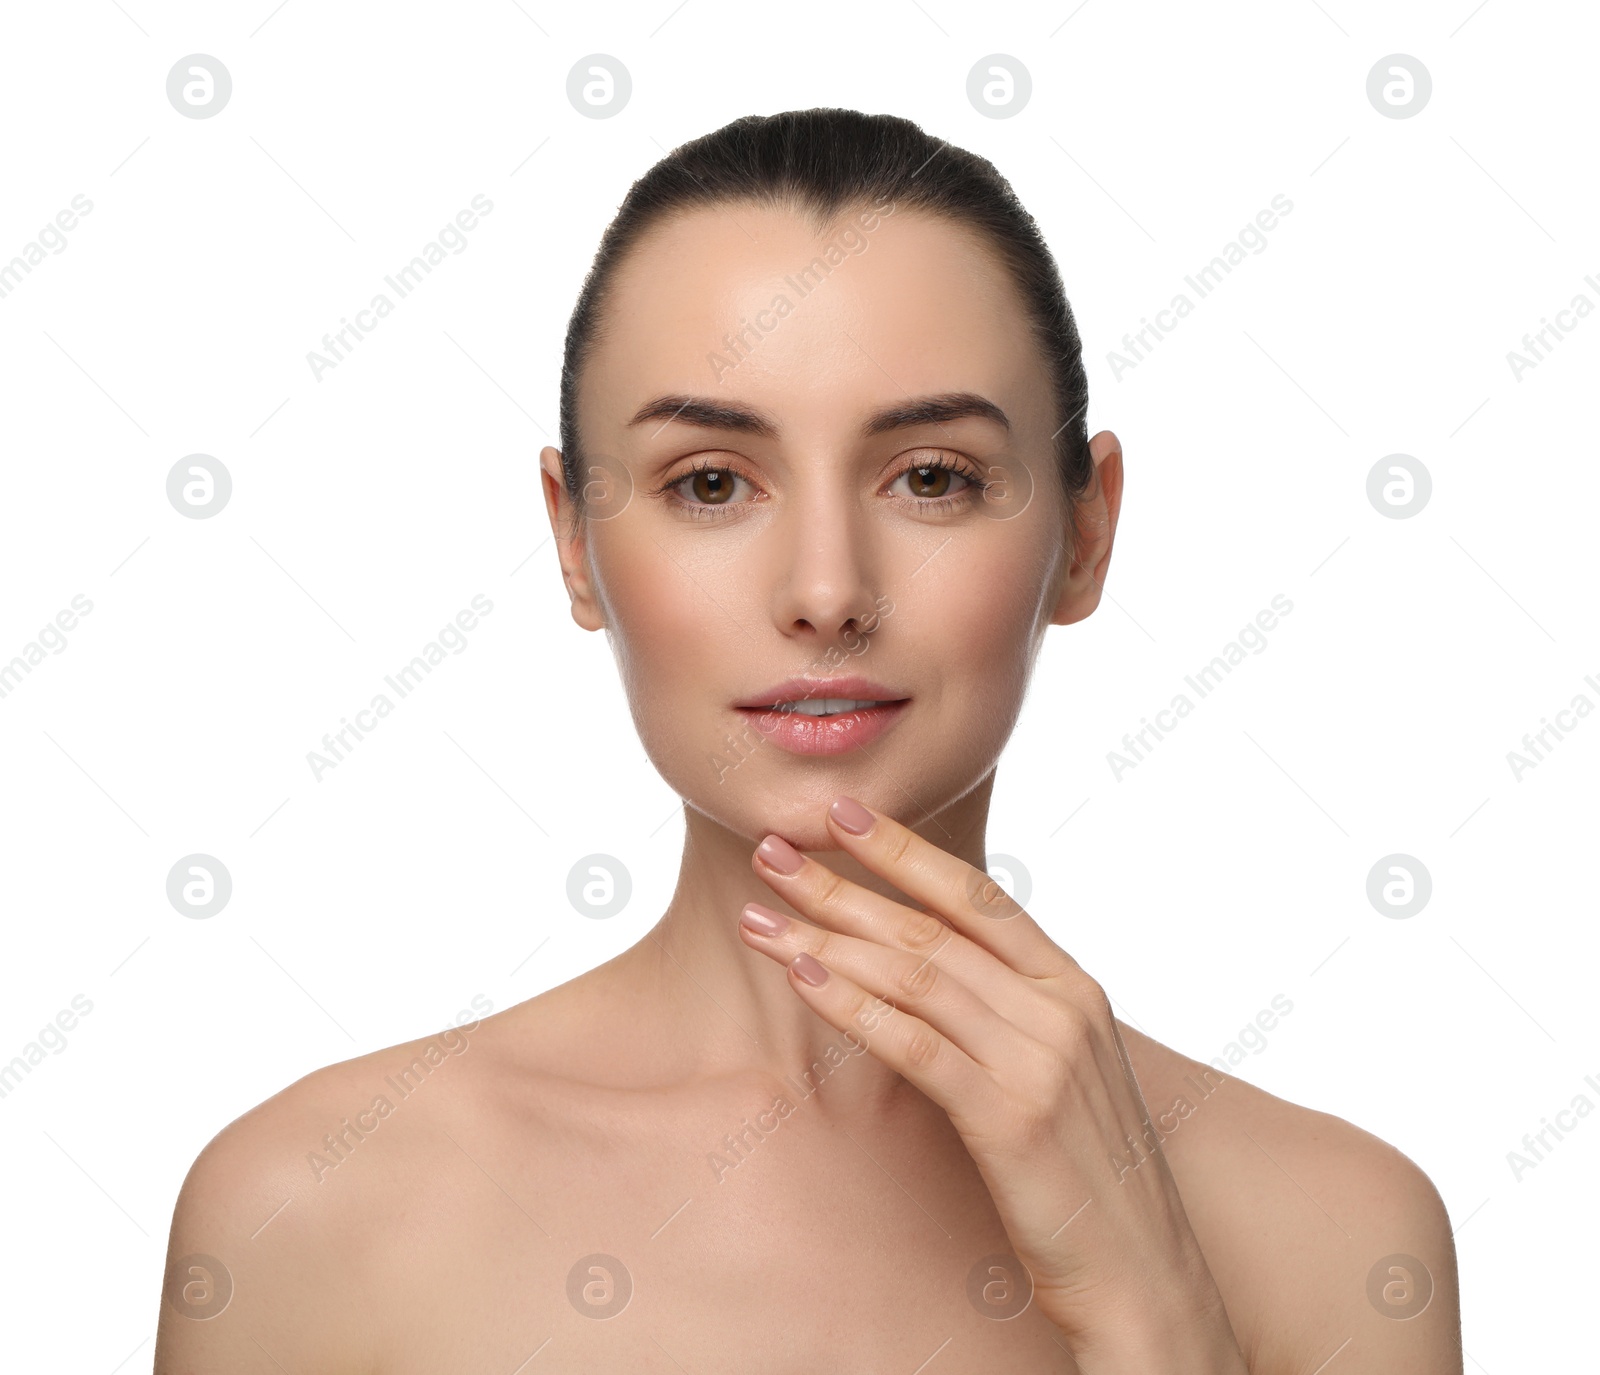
589 527 746 734
934 534 1050 653
928 554 1045 722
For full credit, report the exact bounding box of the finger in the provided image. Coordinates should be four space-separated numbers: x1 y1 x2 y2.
748 838 1088 1056
773 943 1005 1130
738 902 1040 1072
751 831 1005 984
821 796 1075 980
752 835 1091 1052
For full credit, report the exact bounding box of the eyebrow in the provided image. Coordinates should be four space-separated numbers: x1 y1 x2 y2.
627 390 1011 440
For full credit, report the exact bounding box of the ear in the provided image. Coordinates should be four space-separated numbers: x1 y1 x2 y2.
1048 429 1124 627
539 446 606 632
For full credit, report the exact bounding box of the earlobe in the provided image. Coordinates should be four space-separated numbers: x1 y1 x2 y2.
1048 429 1123 627
539 446 607 633
564 557 607 634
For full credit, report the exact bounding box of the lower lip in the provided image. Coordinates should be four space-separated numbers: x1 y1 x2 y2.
734 700 910 755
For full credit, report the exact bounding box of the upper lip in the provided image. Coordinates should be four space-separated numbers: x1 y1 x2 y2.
734 675 910 709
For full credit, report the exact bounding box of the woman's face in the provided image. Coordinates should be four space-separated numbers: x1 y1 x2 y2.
542 201 1119 850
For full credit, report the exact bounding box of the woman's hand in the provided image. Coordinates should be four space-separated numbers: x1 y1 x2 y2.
737 794 1250 1375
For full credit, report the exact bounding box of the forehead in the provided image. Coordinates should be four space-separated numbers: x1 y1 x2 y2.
580 202 1054 439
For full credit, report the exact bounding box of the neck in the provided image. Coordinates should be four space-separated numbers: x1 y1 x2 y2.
615 772 996 1117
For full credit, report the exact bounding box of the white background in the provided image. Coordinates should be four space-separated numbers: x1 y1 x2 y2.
1 1 1594 1369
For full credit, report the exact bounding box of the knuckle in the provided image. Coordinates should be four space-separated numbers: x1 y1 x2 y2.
892 954 941 1003
901 1022 943 1071
879 824 914 868
899 909 950 952
809 927 845 969
1057 967 1114 1023
812 867 852 915
1049 999 1097 1057
966 870 1016 918
1082 977 1116 1029
998 1091 1058 1153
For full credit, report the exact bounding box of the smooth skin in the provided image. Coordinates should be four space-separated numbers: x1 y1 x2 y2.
156 201 1462 1373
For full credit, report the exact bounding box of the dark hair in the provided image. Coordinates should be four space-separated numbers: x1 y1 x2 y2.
557 107 1093 548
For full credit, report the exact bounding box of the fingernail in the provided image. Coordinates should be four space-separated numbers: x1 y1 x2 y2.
740 903 789 936
829 796 875 835
790 953 829 986
756 834 804 875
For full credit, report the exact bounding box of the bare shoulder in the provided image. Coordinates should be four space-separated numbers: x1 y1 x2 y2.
1118 1024 1463 1375
153 1007 521 1373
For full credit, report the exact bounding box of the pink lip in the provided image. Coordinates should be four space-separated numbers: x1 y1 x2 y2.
732 676 912 756
735 700 910 755
733 675 909 710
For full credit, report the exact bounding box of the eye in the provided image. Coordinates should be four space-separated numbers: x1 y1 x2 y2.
657 459 760 519
888 456 990 505
655 453 992 520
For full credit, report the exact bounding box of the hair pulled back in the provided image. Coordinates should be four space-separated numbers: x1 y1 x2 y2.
558 107 1093 546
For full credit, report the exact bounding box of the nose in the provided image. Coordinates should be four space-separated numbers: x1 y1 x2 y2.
767 484 881 649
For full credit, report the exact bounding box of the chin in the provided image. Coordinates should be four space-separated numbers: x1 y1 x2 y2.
649 716 995 850
718 784 853 851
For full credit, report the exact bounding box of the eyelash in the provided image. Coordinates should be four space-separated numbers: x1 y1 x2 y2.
655 456 993 520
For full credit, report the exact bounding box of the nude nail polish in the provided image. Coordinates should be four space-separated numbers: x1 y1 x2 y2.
740 903 789 936
790 953 829 986
829 796 875 835
756 834 803 875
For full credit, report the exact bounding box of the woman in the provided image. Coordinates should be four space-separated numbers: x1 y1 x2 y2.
156 109 1462 1373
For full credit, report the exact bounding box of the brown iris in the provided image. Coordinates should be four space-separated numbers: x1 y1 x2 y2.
689 468 734 503
903 464 954 498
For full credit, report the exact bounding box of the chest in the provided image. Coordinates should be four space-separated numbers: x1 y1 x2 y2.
373 1095 1080 1372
